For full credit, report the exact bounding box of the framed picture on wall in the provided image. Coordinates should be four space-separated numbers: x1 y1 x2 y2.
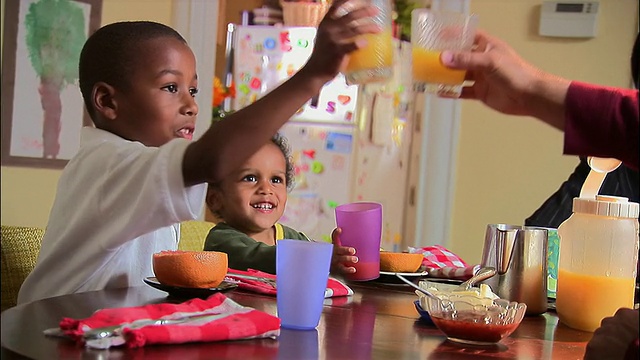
1 0 102 169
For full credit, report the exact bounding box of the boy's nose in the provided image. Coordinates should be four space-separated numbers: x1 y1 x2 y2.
182 95 199 117
257 180 273 194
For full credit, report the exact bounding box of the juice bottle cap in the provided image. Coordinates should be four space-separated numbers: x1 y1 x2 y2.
572 195 640 218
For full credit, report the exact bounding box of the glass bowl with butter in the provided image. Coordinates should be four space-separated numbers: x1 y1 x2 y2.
416 280 527 345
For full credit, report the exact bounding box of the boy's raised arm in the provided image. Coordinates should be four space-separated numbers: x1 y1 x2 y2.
182 0 381 187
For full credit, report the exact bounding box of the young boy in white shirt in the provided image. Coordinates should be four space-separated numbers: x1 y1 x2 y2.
18 0 380 304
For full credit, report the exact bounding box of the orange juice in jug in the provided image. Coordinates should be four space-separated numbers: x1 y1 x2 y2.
556 195 639 332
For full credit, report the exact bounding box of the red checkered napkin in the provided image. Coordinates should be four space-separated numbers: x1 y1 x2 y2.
58 293 280 349
427 264 481 280
408 245 479 280
225 268 353 298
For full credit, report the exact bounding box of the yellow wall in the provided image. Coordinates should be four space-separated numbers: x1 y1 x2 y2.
0 0 175 227
101 0 173 24
450 0 639 264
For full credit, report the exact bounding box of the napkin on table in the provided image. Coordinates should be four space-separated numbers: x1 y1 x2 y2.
58 293 280 349
225 268 354 298
408 245 480 280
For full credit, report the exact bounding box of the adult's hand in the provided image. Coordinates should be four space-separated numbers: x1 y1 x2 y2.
441 30 570 130
584 308 639 360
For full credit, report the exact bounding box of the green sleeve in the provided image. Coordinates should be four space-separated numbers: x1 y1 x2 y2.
280 224 311 241
203 223 277 274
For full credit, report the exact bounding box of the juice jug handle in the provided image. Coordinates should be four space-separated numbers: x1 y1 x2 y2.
580 157 621 199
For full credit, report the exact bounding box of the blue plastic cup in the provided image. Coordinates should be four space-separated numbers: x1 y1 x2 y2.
276 239 333 330
277 328 319 359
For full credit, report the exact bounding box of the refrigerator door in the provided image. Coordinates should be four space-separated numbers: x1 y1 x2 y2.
230 26 416 248
233 25 315 110
232 25 358 124
279 123 355 242
350 40 415 252
229 25 360 241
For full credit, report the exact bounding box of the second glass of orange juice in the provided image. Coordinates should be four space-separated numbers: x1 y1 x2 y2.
344 0 394 85
411 10 478 98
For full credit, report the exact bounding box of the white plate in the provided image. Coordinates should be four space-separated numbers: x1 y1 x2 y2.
373 270 429 284
379 270 429 277
144 277 237 298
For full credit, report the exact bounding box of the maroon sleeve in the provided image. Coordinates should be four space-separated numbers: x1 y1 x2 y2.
624 338 639 360
563 81 639 170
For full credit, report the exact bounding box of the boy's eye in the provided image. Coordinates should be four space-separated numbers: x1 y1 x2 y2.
242 175 257 183
190 87 199 97
271 176 284 184
163 84 178 93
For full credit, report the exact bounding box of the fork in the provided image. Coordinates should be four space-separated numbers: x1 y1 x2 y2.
83 313 222 340
225 274 277 289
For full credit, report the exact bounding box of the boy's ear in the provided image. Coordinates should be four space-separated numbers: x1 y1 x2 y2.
92 82 118 120
206 188 222 214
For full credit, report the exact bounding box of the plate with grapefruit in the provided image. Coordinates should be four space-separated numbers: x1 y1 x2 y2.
375 271 429 284
144 277 237 298
147 250 237 298
374 252 429 284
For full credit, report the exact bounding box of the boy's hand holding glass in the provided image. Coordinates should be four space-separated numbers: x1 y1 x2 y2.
330 227 358 275
301 0 382 82
342 0 394 85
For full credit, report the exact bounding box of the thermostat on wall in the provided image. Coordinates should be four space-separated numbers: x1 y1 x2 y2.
539 1 599 38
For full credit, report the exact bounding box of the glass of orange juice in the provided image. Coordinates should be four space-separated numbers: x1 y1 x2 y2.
344 0 394 85
411 9 478 98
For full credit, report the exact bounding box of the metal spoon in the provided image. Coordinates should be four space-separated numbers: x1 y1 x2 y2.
455 266 497 291
395 274 439 300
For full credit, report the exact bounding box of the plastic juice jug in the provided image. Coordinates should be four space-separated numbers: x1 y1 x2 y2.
556 158 639 332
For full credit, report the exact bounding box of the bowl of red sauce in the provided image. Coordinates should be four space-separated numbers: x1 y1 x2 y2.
413 300 434 325
422 294 527 345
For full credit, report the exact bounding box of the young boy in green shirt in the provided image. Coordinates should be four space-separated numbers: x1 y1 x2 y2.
204 134 357 275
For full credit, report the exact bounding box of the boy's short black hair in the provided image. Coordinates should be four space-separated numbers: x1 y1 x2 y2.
273 133 295 192
209 133 295 191
78 21 186 121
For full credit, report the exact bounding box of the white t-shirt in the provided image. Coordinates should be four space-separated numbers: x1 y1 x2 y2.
17 127 207 304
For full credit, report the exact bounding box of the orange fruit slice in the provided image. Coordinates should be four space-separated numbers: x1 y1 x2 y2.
379 252 423 273
153 250 228 288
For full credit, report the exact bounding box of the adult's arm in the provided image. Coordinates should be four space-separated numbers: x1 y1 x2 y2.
441 31 639 169
564 82 639 170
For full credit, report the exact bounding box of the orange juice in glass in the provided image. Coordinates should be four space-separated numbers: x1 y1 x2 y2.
412 48 466 85
411 10 478 98
344 0 394 85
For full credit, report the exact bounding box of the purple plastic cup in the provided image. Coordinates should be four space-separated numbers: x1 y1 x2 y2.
276 239 333 330
335 202 383 281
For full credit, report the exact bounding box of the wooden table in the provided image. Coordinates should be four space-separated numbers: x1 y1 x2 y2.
1 281 593 359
